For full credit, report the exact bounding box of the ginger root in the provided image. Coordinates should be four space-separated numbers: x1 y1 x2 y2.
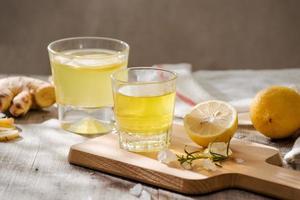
0 76 55 117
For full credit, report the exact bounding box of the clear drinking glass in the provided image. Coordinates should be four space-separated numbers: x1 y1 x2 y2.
48 37 129 135
111 67 177 152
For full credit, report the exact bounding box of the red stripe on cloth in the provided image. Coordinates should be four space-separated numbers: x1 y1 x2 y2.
155 64 163 68
156 64 197 106
176 91 197 106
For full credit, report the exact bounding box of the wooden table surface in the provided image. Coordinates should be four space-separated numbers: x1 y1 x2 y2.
1 70 300 200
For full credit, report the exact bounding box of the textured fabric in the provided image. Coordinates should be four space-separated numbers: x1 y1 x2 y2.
193 68 300 101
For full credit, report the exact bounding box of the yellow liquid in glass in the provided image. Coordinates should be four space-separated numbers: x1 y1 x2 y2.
50 49 127 107
114 85 176 135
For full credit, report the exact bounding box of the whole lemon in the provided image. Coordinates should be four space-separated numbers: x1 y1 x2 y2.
250 86 300 139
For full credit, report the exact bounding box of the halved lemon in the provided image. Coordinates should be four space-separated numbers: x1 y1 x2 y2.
184 100 238 147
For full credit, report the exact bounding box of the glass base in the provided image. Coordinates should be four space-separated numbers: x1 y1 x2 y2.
119 131 171 152
58 104 114 135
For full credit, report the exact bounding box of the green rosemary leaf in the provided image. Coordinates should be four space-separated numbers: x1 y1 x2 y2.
177 141 232 169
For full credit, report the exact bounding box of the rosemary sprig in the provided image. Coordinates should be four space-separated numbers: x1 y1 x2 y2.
176 140 231 168
176 149 209 166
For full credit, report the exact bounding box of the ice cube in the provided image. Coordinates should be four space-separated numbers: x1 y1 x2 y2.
157 149 177 164
129 183 143 197
140 190 151 200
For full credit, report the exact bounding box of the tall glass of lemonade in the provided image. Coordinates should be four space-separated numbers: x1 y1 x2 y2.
111 67 177 152
48 37 129 134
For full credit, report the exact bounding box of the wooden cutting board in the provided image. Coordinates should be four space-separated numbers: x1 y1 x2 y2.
68 124 300 199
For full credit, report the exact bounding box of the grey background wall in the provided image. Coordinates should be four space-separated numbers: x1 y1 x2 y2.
0 0 300 74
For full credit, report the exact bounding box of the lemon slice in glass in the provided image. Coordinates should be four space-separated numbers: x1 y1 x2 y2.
63 117 112 135
184 100 238 147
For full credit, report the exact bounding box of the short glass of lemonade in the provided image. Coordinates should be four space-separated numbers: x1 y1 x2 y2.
111 67 177 152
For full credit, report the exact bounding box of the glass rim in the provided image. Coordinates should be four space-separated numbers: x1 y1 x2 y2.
111 67 177 85
47 36 130 57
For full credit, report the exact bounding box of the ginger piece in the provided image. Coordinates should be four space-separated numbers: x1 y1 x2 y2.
9 90 32 117
0 76 55 117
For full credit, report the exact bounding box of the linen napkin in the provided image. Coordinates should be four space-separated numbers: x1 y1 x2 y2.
154 63 251 118
154 63 300 165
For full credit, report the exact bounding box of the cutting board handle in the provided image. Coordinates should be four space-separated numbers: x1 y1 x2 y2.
240 162 300 200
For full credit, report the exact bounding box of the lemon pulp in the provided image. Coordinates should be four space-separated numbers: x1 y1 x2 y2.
184 100 238 147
